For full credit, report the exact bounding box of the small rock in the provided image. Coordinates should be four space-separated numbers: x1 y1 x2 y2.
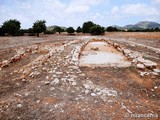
61 78 67 82
10 72 13 75
132 59 138 64
151 72 159 76
85 90 90 94
154 86 158 89
50 87 55 91
17 104 23 108
22 79 26 82
46 76 49 80
52 74 57 77
36 100 40 103
29 71 40 77
51 78 59 85
24 92 29 97
97 92 102 96
130 44 136 47
117 47 122 52
94 87 101 92
79 73 85 77
44 81 50 85
153 69 160 73
83 84 91 90
56 72 63 75
140 72 150 77
15 82 21 87
71 81 77 86
123 49 131 56
14 93 23 97
48 71 53 74
91 93 96 96
68 78 75 82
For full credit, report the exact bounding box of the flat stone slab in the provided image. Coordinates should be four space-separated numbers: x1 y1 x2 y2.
79 41 131 68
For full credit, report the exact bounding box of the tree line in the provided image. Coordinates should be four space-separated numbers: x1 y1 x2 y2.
0 19 160 37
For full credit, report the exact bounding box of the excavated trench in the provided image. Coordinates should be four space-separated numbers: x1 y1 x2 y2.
79 41 131 68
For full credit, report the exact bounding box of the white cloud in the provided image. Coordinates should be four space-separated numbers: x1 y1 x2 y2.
103 3 160 26
0 0 159 28
152 0 160 4
111 6 119 15
0 0 109 28
0 0 67 28
65 5 90 14
65 0 107 14
121 3 159 16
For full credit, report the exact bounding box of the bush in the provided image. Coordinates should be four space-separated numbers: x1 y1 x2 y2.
76 26 82 33
106 26 118 32
90 25 105 35
155 27 160 32
2 19 21 36
66 27 75 35
54 26 63 34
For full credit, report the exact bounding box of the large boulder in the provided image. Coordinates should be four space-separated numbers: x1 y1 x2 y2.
10 54 21 63
123 49 131 56
0 60 9 67
143 62 157 69
137 57 157 69
137 64 145 70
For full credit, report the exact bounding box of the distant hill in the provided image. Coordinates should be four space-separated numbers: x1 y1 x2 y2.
112 25 123 29
134 21 160 29
112 21 160 30
47 25 67 31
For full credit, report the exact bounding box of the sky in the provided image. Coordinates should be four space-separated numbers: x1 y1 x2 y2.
0 0 160 29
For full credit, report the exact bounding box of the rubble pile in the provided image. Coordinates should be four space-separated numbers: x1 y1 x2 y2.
104 39 159 77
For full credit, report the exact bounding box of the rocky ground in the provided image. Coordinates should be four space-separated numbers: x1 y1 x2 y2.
0 32 160 120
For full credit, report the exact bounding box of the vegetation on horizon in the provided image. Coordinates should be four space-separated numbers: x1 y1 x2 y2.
0 19 160 37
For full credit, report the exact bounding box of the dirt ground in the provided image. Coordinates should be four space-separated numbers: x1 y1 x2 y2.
0 32 160 120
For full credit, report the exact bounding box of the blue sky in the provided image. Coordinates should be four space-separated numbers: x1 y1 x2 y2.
0 0 160 28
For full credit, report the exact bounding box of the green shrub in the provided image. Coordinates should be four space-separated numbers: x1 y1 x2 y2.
66 27 75 35
90 25 105 35
2 19 21 36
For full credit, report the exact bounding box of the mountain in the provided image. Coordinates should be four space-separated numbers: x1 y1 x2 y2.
134 21 160 29
112 21 160 30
